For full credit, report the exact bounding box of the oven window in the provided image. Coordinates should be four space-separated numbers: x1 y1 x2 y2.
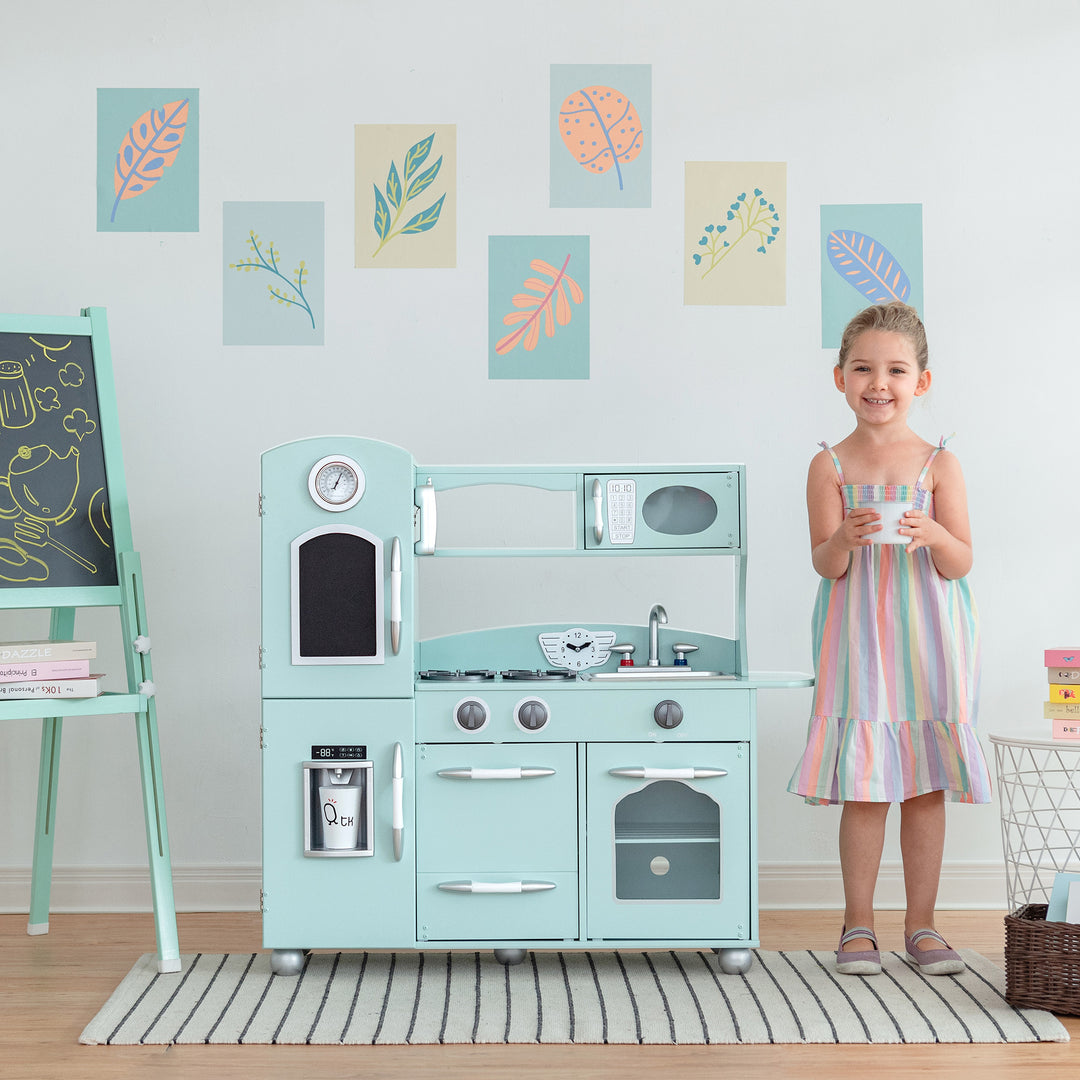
641 485 718 536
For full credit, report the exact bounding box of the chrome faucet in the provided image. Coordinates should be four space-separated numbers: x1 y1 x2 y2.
648 604 668 666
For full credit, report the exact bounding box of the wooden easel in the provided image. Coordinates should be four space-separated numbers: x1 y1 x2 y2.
0 307 179 973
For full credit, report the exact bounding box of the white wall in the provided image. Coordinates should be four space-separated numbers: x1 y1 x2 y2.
2 0 1078 912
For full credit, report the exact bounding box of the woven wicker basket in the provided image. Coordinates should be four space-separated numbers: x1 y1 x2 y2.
1004 904 1080 1016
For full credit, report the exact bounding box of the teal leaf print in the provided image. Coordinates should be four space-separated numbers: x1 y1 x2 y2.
373 185 391 240
371 133 447 257
385 163 402 210
401 193 445 234
402 134 434 183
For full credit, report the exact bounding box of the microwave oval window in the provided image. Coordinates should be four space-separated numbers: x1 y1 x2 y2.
641 485 718 536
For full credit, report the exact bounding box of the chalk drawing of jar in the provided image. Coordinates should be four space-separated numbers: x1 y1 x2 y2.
0 360 36 429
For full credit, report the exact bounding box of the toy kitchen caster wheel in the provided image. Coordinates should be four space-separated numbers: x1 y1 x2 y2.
493 948 527 966
715 948 753 975
270 948 309 976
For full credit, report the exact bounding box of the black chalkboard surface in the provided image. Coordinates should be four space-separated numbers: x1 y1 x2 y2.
0 328 119 590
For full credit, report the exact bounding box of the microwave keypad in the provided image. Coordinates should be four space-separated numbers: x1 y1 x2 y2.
607 479 636 544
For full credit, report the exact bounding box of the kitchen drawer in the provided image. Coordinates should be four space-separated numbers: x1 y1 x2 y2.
416 742 577 873
417 871 578 942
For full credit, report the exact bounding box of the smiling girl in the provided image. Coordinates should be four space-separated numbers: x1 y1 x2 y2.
787 302 992 976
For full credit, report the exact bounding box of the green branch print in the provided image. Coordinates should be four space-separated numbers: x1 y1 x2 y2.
371 133 446 258
230 231 315 328
693 188 780 279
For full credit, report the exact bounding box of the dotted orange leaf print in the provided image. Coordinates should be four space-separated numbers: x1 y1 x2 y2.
558 86 643 191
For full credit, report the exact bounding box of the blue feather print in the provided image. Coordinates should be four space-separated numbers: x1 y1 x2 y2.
827 230 911 304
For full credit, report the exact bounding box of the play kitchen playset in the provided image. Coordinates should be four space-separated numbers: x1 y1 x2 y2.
260 436 809 976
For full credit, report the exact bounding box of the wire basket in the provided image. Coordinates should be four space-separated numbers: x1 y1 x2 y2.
1004 904 1080 1016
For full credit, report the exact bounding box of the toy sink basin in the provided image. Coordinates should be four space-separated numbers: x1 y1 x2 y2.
584 668 733 681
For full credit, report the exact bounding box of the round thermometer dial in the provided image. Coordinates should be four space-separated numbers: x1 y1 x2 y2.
308 455 365 512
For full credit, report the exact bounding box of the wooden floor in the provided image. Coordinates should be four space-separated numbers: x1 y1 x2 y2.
2 909 1076 1079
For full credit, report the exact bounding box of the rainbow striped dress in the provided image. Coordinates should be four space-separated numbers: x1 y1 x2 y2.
787 441 992 805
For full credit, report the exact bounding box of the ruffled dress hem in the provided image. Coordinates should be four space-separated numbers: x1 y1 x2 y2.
787 713 993 806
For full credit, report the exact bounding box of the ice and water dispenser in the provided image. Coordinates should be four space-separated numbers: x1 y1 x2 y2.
302 750 374 856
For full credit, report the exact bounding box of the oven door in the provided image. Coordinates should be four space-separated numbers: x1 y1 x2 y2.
585 741 750 941
584 472 742 551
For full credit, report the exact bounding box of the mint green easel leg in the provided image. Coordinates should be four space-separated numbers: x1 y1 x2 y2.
27 607 75 936
119 551 181 973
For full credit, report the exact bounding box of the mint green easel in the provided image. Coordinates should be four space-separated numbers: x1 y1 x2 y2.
0 307 179 973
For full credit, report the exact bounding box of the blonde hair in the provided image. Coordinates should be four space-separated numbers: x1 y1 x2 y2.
837 302 928 372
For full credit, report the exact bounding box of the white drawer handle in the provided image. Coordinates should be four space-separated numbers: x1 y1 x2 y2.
437 880 557 894
608 767 728 780
437 767 556 780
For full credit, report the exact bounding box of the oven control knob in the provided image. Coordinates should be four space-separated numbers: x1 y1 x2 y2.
515 698 549 731
654 699 684 729
454 698 489 732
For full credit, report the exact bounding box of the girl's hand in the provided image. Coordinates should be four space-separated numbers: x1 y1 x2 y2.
900 509 942 554
835 508 881 549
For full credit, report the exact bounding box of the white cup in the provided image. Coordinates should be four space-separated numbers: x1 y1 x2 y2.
319 784 362 849
857 499 914 544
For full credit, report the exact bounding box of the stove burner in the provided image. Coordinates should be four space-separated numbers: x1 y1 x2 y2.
499 668 577 681
418 669 495 682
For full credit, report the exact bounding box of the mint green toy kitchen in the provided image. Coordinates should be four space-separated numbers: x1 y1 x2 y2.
260 436 810 976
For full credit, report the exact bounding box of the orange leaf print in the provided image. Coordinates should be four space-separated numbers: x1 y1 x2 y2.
495 254 584 356
111 99 190 222
557 86 644 191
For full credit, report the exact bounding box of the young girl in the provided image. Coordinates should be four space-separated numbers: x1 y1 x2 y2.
787 301 992 976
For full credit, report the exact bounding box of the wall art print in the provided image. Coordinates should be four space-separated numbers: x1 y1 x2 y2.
223 202 324 346
96 88 199 232
820 203 924 348
355 124 456 268
488 236 590 380
684 162 786 306
550 65 651 209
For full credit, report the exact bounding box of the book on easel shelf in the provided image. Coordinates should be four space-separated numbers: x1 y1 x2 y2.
0 674 106 700
1045 648 1080 740
0 640 97 663
0 659 91 682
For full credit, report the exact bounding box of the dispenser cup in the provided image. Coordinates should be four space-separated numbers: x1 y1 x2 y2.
318 769 362 849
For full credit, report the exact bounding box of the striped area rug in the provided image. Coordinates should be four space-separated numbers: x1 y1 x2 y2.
79 948 1068 1045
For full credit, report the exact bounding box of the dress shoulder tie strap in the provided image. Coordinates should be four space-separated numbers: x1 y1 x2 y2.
915 433 955 488
818 441 845 483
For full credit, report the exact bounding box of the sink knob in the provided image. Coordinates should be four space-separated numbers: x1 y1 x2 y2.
612 643 635 667
672 643 699 667
654 699 684 729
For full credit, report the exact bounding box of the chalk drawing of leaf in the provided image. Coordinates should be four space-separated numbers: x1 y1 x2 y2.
827 230 911 304
110 98 190 223
496 255 585 356
557 86 644 191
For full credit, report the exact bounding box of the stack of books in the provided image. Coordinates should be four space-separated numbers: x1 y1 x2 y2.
1045 647 1080 740
0 640 103 699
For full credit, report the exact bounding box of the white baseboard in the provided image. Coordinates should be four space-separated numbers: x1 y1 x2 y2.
758 860 1009 910
0 864 262 914
0 861 1009 914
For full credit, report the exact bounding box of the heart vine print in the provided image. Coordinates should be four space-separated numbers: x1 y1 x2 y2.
693 188 781 279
